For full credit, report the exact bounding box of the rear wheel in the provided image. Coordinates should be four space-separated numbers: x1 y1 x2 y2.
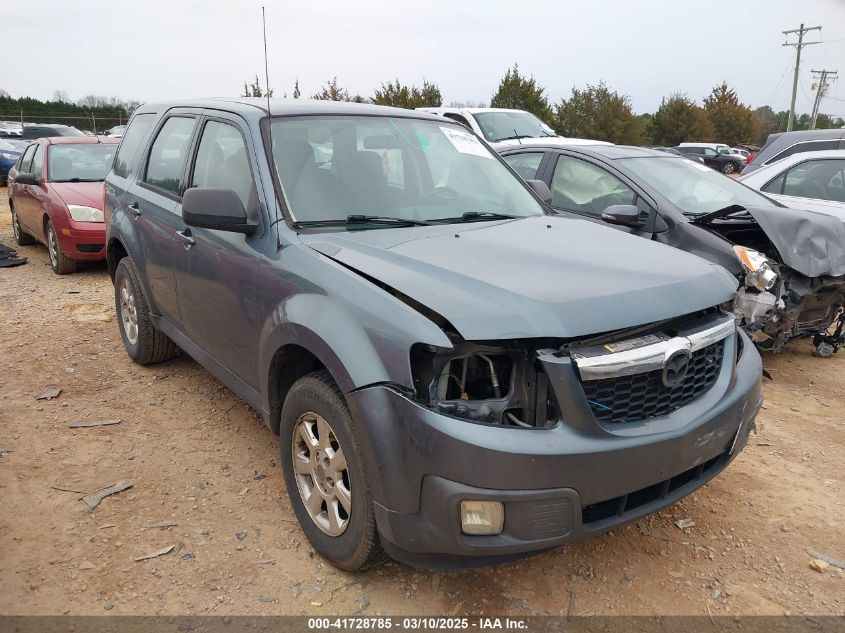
722 162 736 174
280 370 383 571
46 219 77 275
113 257 176 365
11 208 36 246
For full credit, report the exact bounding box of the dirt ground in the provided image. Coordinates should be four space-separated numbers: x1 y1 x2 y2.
0 188 843 617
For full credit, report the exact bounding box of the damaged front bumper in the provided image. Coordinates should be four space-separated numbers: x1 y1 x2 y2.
346 326 763 567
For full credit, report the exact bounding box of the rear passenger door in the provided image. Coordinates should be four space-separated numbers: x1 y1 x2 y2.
128 111 200 324
175 113 266 388
502 151 547 181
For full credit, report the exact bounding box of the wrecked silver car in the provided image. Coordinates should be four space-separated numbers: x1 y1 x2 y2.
497 143 845 355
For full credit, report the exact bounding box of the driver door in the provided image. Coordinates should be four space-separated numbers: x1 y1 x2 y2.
544 153 656 238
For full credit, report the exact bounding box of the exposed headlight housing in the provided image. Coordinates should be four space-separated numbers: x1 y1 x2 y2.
732 245 777 291
68 205 104 223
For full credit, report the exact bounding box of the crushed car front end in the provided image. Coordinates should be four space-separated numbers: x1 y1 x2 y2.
347 307 762 567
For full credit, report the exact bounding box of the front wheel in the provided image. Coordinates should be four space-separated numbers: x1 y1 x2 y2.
46 219 77 275
113 257 175 365
722 162 736 174
280 370 383 571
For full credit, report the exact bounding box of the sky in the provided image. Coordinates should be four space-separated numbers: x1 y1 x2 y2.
4 0 845 118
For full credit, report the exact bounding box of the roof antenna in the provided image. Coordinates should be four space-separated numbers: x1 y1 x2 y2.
262 6 281 246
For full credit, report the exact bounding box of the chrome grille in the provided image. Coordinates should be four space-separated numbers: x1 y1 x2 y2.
580 340 724 423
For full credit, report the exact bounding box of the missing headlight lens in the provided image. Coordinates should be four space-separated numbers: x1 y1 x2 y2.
410 342 557 428
733 245 777 291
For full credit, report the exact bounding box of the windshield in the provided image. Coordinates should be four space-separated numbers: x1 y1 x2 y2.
618 156 776 216
270 116 546 226
473 111 556 142
48 144 116 182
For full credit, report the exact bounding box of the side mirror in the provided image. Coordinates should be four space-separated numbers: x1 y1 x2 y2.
601 204 643 227
526 179 552 205
182 188 256 235
15 172 39 186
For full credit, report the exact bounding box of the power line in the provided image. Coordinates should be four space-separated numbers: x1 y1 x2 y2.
783 23 822 131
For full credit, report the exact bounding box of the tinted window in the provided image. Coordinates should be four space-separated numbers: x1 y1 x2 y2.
49 144 117 182
774 159 845 202
503 152 543 180
550 156 637 216
30 145 44 179
114 113 156 178
18 145 35 172
769 140 840 164
703 148 719 157
144 116 196 195
191 121 257 212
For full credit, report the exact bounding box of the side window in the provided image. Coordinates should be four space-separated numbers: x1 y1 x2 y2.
769 140 839 164
144 116 196 195
780 159 845 201
550 156 637 216
18 145 35 172
443 113 472 129
191 120 257 212
503 152 543 180
761 173 786 195
30 145 44 179
703 148 718 157
114 113 156 178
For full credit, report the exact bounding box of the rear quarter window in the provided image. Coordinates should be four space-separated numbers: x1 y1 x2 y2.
113 113 157 178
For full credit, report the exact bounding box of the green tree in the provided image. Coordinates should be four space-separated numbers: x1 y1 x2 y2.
490 64 552 124
372 79 442 108
241 75 272 98
702 82 758 146
311 77 350 102
649 93 715 146
292 79 301 99
555 82 645 144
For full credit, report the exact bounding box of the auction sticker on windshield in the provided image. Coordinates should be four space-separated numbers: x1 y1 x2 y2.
440 126 492 159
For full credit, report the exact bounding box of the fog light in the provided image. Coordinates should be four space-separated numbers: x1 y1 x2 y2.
460 500 504 535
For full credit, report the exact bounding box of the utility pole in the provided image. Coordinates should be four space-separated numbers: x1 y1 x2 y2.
783 23 822 132
810 69 838 129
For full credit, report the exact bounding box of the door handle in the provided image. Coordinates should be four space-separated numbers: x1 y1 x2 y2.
176 229 195 249
128 201 142 218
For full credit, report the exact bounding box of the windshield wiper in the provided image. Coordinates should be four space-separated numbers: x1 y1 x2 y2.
432 211 520 223
54 178 104 183
292 214 432 228
493 134 532 142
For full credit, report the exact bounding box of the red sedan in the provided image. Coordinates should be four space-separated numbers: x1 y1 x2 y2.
8 136 119 274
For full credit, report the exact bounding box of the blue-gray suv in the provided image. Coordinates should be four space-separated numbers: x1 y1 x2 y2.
104 98 763 570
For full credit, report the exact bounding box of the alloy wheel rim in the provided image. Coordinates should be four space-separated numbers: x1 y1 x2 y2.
12 212 20 240
291 412 351 536
119 277 139 345
47 225 58 267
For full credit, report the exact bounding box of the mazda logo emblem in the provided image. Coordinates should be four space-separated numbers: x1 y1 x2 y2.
662 350 691 388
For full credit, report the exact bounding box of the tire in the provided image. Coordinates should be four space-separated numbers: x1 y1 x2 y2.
722 162 736 175
113 257 176 365
46 219 77 275
11 207 36 246
280 370 384 571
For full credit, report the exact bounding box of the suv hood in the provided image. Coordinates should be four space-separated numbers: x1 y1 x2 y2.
692 204 845 278
299 216 737 340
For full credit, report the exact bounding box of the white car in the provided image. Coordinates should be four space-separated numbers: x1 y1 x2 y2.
415 107 610 146
739 150 845 219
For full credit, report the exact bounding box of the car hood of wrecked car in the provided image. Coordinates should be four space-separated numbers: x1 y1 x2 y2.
693 204 845 278
297 215 738 341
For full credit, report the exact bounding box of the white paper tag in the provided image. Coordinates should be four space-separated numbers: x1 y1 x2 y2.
440 126 492 159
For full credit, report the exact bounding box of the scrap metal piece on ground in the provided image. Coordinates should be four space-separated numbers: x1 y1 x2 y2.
143 521 178 530
675 518 696 530
69 419 123 429
82 481 134 512
807 549 845 571
134 545 176 562
35 387 62 400
0 445 12 457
